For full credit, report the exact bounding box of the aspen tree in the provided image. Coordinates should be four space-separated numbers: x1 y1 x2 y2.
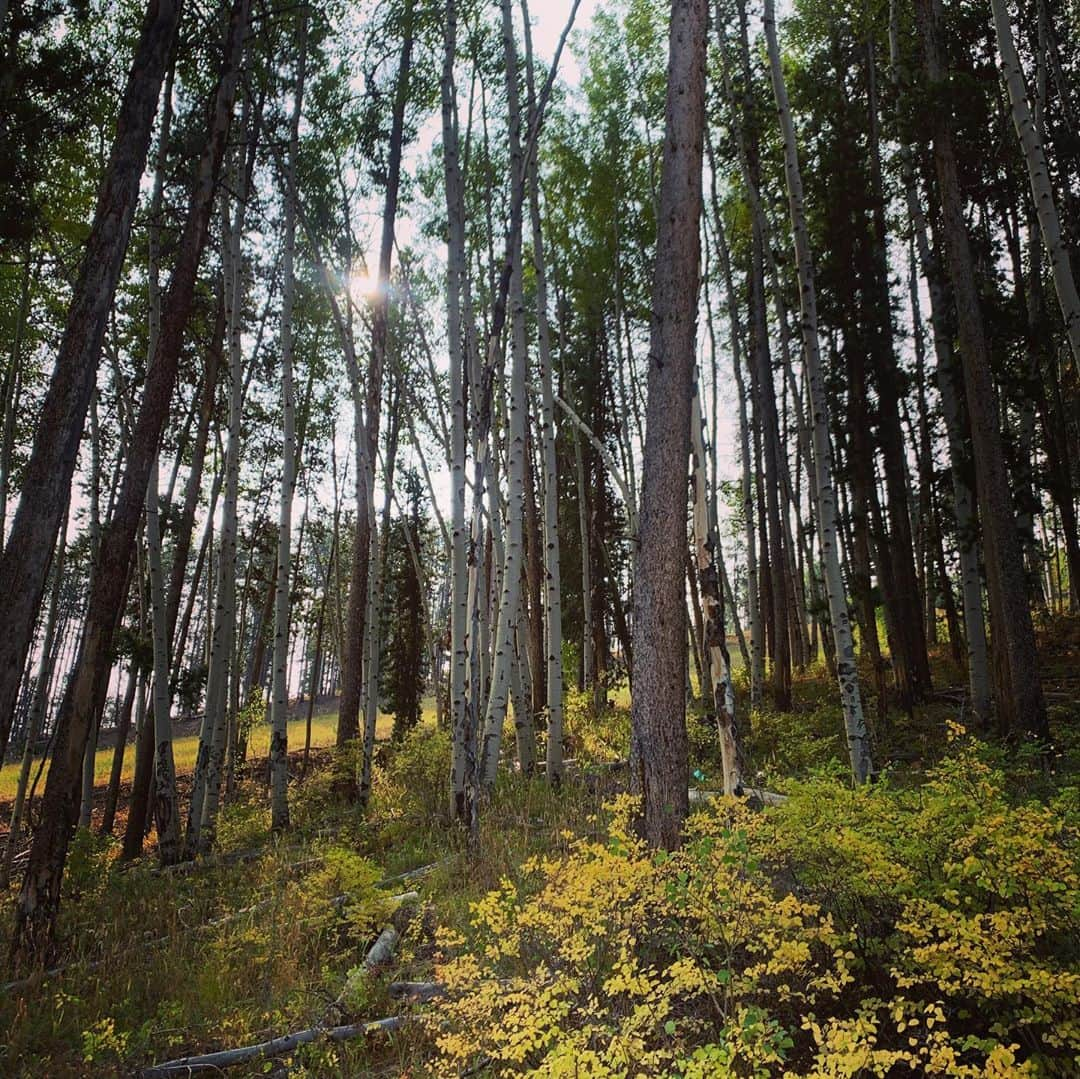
763 0 872 782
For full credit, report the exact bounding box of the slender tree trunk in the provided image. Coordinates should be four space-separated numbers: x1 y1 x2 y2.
691 382 742 794
709 198 762 705
100 665 138 837
479 0 529 788
574 432 594 697
630 0 705 849
915 0 1048 740
0 0 183 765
337 6 413 773
764 0 872 781
269 13 308 834
9 0 248 969
887 0 990 723
442 0 474 827
0 513 68 890
524 100 565 785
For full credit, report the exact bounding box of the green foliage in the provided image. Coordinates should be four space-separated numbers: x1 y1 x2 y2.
376 723 452 822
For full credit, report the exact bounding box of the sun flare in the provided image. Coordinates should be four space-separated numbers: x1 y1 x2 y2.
348 267 380 303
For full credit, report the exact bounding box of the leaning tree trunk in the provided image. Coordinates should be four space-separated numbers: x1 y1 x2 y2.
991 0 1080 368
142 63 181 863
269 13 308 834
630 0 706 850
0 0 183 766
764 0 872 782
10 0 248 970
915 0 1048 740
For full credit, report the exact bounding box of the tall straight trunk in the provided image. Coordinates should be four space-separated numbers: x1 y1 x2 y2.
887 0 990 723
991 0 1080 368
710 197 763 704
865 39 932 706
0 0 182 765
574 431 594 696
189 162 247 858
442 0 473 826
691 382 741 794
915 0 1048 740
479 0 528 788
764 0 872 782
337 5 413 765
521 70 565 779
522 426 545 725
0 510 68 890
359 397 401 805
10 0 247 969
269 13 307 833
630 0 705 850
749 231 791 710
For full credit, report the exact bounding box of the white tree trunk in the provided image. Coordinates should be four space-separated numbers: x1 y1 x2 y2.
442 0 475 826
691 382 741 795
187 143 247 856
764 0 872 782
479 0 529 788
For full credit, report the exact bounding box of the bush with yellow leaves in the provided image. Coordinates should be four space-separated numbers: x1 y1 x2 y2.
427 729 1078 1077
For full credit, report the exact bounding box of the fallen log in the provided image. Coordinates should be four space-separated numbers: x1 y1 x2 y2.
375 860 444 889
389 980 444 1002
688 787 788 807
136 1016 406 1077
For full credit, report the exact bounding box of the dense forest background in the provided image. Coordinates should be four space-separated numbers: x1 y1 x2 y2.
0 0 1078 1073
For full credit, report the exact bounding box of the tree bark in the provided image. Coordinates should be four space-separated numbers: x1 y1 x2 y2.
0 0 183 765
630 0 705 850
764 0 872 781
10 0 248 968
269 11 308 834
915 0 1047 740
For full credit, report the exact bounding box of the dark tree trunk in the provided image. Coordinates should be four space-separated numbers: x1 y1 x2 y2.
914 0 1048 741
99 665 139 836
10 0 248 970
630 0 706 851
0 0 183 764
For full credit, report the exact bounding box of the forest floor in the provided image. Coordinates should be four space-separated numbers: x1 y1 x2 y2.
0 621 1078 1077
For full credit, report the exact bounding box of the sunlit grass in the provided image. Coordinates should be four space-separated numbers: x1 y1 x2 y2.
0 703 435 804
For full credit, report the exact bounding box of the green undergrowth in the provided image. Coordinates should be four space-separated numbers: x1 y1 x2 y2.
0 659 1077 1077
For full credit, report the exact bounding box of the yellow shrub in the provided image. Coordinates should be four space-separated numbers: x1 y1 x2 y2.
428 734 1079 1077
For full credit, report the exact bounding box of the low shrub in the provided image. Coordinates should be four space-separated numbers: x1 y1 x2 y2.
429 730 1079 1077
